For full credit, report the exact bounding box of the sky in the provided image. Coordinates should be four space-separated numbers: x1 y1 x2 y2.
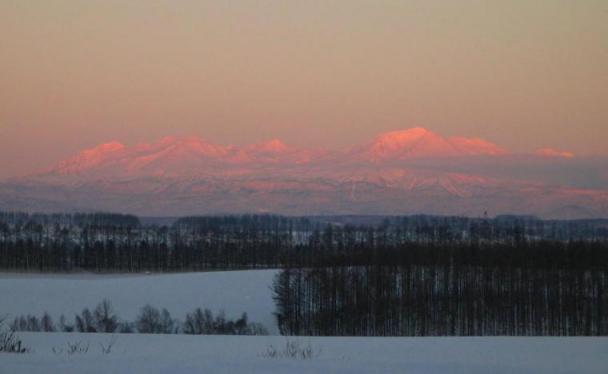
1 0 607 178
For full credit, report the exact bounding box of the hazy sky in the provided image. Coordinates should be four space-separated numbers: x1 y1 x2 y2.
1 0 607 178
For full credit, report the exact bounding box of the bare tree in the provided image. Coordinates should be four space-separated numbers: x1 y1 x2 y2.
41 312 55 332
159 308 175 334
136 305 162 333
94 299 119 333
75 308 97 333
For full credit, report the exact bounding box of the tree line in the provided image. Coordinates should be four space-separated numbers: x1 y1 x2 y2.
1 212 607 272
10 299 268 335
273 240 608 336
1 211 607 336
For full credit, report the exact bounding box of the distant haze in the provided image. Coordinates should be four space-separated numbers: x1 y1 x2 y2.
1 1 607 179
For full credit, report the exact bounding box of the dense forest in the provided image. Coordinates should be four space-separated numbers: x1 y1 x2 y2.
1 211 607 272
272 240 608 336
1 211 607 336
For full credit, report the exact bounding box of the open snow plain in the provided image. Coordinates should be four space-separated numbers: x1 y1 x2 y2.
2 270 608 373
2 333 607 374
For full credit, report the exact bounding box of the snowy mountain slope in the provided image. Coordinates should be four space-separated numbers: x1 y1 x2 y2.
351 127 506 161
1 128 606 218
45 128 508 178
48 135 325 178
1 173 606 218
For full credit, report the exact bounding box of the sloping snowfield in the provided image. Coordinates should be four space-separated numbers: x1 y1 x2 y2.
0 270 279 334
2 333 608 374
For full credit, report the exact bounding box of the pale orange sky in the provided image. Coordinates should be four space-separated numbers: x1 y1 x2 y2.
1 0 607 178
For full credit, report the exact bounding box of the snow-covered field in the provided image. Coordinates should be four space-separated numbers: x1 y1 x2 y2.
2 333 607 374
2 270 607 373
0 270 279 333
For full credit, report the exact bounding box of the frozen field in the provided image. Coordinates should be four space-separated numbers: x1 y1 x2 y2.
0 270 279 334
2 270 607 373
2 333 607 374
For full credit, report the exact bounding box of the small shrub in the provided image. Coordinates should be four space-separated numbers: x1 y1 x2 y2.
9 300 267 336
99 335 117 354
94 299 119 333
0 317 27 354
0 330 27 353
52 340 90 355
247 322 269 336
118 322 135 333
136 305 175 333
260 339 320 360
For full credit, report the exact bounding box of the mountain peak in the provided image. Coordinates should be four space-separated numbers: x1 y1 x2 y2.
154 136 231 157
364 127 457 161
356 128 509 161
48 130 577 179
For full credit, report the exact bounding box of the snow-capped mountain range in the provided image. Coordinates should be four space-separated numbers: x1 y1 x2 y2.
1 128 606 218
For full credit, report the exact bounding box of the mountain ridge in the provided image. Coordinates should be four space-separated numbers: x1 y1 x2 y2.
48 128 511 177
2 128 605 219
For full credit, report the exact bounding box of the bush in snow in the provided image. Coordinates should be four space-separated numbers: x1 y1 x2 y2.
0 317 27 354
182 309 267 335
136 305 175 334
260 339 320 360
93 299 119 333
99 335 118 354
75 308 97 333
52 341 90 355
9 299 268 336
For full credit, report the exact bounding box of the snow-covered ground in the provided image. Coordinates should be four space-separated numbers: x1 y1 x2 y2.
2 270 607 373
0 270 279 334
2 333 607 374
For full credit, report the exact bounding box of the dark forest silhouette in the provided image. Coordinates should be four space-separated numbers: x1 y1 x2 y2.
1 212 607 272
272 241 607 336
1 211 607 336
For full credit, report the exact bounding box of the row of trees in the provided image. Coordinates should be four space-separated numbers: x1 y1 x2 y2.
2 212 607 336
10 299 268 335
1 212 607 272
3 212 607 241
273 241 608 336
0 212 140 227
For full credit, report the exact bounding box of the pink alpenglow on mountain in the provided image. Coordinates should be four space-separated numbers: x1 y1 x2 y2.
55 141 126 174
357 128 506 162
360 128 459 161
3 127 607 219
52 135 324 177
52 128 511 176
